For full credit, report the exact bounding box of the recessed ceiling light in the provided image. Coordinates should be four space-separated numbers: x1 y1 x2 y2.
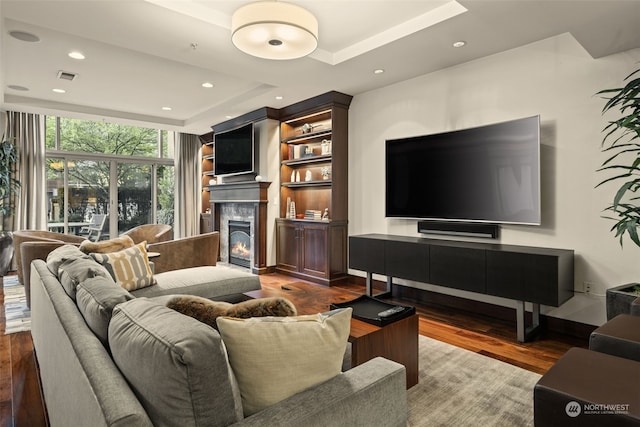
7 85 29 91
52 88 66 93
373 69 385 74
9 30 40 42
202 82 214 88
162 106 172 111
453 41 466 48
275 96 283 100
68 51 85 60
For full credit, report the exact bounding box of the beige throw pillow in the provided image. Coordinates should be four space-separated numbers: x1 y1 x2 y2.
216 307 352 416
90 241 155 291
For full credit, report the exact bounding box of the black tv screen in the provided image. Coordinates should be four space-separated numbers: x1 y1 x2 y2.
385 116 540 225
214 123 255 176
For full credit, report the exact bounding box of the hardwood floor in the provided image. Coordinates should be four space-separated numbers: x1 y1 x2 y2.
0 273 587 426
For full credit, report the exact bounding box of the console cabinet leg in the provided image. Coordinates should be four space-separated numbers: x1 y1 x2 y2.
516 301 541 342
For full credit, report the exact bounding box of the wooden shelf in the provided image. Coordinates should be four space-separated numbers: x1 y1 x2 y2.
282 180 332 188
282 155 331 166
283 130 332 144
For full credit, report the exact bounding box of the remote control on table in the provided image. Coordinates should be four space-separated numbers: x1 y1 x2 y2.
377 306 405 318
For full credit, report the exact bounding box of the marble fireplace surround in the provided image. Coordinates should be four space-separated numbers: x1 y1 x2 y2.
208 181 270 274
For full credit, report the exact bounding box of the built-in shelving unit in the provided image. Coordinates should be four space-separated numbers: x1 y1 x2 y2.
276 91 353 285
199 132 214 231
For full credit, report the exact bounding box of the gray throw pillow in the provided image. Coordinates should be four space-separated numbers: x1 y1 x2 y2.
109 298 243 427
58 257 113 300
46 244 86 277
76 276 134 347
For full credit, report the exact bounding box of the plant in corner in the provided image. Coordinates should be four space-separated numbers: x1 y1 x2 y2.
596 67 640 318
0 139 21 276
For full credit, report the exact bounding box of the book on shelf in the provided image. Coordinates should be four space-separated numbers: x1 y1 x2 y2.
293 145 307 159
304 209 322 220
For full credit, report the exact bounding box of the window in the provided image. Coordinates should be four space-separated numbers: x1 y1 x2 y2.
45 117 174 237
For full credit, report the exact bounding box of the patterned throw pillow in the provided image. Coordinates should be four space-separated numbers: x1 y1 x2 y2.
90 241 155 291
216 307 352 416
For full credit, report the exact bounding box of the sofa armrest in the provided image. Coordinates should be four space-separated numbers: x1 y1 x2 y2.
233 357 407 427
147 232 219 274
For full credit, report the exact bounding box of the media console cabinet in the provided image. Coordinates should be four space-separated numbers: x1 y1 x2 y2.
349 234 574 342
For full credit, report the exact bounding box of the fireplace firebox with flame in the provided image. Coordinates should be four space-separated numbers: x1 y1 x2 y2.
228 220 251 268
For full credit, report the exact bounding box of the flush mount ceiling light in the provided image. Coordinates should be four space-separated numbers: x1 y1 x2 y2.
231 1 318 60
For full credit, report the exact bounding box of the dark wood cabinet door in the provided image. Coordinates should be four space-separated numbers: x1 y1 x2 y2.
385 240 429 282
349 236 386 274
430 245 486 293
523 254 560 306
276 220 300 273
300 223 329 278
486 251 525 300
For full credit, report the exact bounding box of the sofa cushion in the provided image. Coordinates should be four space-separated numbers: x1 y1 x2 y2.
79 234 135 254
46 244 87 277
58 257 114 300
166 295 296 330
90 242 155 291
109 298 243 427
216 307 352 416
76 276 134 346
131 265 260 300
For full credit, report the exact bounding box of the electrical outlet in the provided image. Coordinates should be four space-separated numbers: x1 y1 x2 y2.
584 282 593 293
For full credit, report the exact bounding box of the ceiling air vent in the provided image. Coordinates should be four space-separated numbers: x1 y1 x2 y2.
57 70 78 81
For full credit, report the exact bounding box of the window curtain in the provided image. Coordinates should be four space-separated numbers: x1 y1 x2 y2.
174 132 201 238
4 111 47 232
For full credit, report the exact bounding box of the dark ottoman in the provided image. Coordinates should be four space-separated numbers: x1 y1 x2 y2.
534 347 640 426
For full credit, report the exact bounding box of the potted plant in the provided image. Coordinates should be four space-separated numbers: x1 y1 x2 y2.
0 138 20 276
596 68 640 319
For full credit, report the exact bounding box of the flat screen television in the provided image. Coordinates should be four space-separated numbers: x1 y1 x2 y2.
385 115 540 225
214 122 255 177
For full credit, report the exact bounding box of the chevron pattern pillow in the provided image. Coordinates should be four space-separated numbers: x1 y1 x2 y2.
90 241 155 291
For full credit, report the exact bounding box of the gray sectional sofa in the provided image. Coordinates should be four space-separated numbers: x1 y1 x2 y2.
29 235 408 426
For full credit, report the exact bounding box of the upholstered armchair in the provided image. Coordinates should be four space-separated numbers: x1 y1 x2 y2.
13 230 86 307
121 224 172 245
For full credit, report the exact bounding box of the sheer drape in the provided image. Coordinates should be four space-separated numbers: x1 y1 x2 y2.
174 133 201 238
4 111 46 231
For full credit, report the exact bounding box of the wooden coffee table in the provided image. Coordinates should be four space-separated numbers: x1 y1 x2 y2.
244 281 418 388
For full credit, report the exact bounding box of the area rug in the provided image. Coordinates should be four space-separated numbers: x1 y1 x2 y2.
408 335 541 426
3 275 31 334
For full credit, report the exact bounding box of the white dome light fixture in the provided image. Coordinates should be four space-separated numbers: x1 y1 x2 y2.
231 1 318 60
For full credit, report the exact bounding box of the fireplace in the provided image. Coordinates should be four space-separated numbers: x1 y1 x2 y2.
209 181 270 274
228 220 251 268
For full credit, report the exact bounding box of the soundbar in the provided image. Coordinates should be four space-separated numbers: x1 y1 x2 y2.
417 221 500 239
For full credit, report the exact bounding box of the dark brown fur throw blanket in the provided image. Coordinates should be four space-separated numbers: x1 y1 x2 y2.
166 295 297 330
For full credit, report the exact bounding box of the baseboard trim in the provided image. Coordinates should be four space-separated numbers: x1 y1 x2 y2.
350 275 595 341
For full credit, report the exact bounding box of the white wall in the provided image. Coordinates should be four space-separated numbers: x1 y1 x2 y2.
254 118 280 266
349 33 640 326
